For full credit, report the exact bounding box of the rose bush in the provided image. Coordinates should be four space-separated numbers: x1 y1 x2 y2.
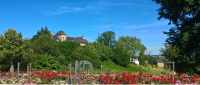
0 70 200 84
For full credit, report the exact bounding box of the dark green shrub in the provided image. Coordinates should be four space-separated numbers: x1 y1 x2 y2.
152 64 154 68
32 54 61 70
155 65 158 68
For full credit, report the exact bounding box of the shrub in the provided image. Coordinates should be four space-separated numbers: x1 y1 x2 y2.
155 65 158 68
32 54 61 70
152 64 154 68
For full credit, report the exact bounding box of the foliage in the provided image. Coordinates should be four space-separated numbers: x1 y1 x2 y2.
71 46 101 69
22 38 35 63
118 36 145 59
78 60 93 74
57 40 79 65
31 54 61 70
113 43 130 67
86 42 114 61
153 0 200 73
30 26 50 43
159 43 181 61
155 65 158 68
96 31 116 50
0 29 23 70
147 56 157 65
138 45 147 65
57 40 80 57
32 34 60 57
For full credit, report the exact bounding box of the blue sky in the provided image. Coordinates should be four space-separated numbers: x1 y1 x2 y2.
0 0 174 55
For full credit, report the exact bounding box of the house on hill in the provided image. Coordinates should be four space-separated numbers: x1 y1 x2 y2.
50 31 88 46
130 58 139 65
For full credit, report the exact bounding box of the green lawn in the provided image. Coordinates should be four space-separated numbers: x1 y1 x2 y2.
93 61 174 75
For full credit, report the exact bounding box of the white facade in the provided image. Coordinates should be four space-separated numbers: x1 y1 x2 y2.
134 61 139 65
130 58 140 65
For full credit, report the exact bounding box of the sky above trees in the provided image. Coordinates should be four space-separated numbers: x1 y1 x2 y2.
0 0 174 55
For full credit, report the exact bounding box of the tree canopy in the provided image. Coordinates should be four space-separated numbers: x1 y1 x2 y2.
153 0 200 73
113 43 130 67
96 31 116 49
71 46 101 68
86 42 114 61
30 26 50 43
118 36 145 59
0 29 23 66
159 43 181 61
32 34 60 57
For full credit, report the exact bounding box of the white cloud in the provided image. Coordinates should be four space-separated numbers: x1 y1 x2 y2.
125 21 169 29
36 1 156 15
43 6 89 15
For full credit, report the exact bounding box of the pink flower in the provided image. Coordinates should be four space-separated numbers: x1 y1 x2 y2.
93 78 95 80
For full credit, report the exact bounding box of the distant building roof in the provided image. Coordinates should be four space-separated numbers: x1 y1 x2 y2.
67 37 88 44
52 31 88 44
55 31 66 36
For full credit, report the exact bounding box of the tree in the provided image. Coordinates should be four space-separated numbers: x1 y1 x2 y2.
0 29 23 68
57 40 80 56
30 26 50 43
57 40 80 65
71 46 101 68
159 43 181 62
118 36 145 62
32 34 60 57
96 31 116 49
113 43 130 67
86 42 114 61
22 38 35 63
148 56 157 65
138 44 147 65
153 0 200 73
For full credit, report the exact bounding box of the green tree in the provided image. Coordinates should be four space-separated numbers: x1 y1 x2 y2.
0 29 23 68
96 31 116 49
57 41 80 57
57 40 80 65
113 43 130 67
71 46 101 68
30 26 50 43
86 42 114 61
159 43 181 62
32 34 60 57
153 0 200 73
148 56 157 65
138 45 147 65
118 36 145 62
22 38 35 63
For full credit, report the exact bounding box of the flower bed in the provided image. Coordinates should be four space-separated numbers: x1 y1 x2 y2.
0 70 200 84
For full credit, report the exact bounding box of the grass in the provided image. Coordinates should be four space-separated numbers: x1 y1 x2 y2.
132 64 175 75
55 61 174 75
93 61 147 74
92 61 174 75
